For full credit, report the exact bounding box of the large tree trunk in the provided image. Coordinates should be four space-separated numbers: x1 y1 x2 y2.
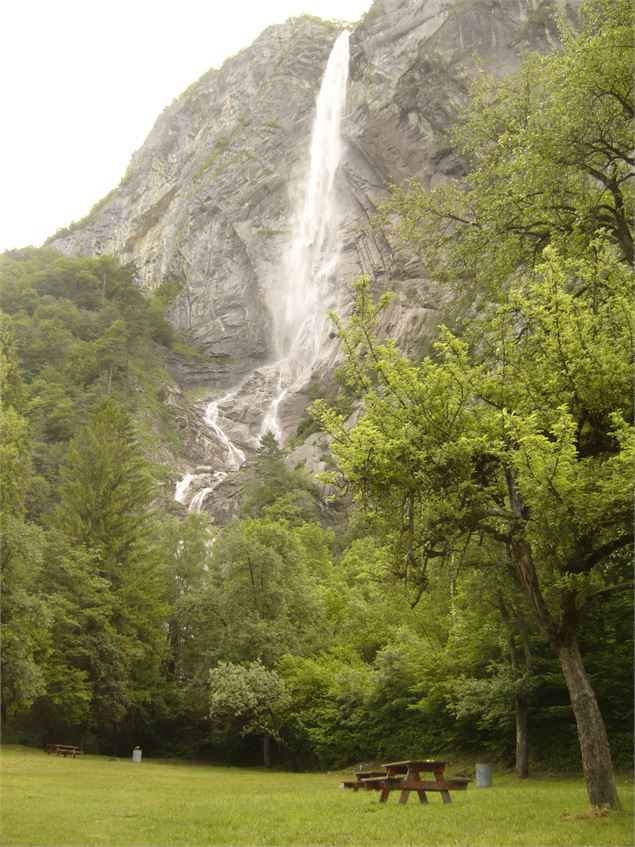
511 543 621 806
557 638 620 809
505 498 620 809
515 696 529 779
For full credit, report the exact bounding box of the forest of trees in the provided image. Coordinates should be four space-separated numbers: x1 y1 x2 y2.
0 0 632 812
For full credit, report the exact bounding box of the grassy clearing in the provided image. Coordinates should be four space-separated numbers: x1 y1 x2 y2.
1 746 632 846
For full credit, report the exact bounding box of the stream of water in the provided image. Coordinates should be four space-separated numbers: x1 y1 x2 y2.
174 30 350 510
260 28 350 440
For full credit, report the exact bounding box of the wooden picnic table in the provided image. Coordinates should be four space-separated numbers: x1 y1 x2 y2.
357 759 469 804
45 744 81 758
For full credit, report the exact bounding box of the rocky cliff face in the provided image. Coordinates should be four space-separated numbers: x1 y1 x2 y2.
49 0 576 506
53 16 346 368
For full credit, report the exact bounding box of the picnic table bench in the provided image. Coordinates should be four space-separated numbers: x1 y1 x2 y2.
343 759 469 804
341 767 407 791
45 744 81 758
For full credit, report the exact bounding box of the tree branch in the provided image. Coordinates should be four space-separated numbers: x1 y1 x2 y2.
577 581 635 617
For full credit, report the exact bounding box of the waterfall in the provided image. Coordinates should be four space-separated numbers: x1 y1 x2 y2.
175 473 195 505
175 469 228 513
260 29 350 440
188 487 214 512
172 394 244 511
172 394 245 512
173 31 350 508
203 396 246 469
187 471 227 513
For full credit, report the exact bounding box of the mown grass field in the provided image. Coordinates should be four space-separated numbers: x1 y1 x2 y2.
1 746 633 846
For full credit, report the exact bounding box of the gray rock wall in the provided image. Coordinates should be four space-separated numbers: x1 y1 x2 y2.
51 1 570 360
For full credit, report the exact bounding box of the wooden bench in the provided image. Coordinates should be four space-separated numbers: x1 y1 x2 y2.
45 744 81 757
361 776 404 786
360 775 404 801
342 770 384 791
342 766 408 791
393 777 470 804
358 765 408 777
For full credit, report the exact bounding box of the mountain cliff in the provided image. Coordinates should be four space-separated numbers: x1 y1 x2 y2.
48 0 577 508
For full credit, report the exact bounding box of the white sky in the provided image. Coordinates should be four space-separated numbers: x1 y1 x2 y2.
0 0 371 253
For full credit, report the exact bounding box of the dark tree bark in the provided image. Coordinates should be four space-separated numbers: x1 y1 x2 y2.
556 638 620 809
498 591 531 778
509 536 620 808
504 469 620 808
263 734 272 769
111 721 119 759
514 697 529 779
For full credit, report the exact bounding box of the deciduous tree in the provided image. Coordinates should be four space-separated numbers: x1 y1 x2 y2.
208 660 290 767
315 242 632 808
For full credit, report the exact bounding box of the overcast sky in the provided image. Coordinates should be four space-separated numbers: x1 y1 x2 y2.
0 0 371 253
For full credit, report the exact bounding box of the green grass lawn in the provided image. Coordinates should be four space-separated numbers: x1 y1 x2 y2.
1 746 632 846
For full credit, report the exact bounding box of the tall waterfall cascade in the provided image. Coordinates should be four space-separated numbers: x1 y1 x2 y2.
261 28 350 441
174 30 350 510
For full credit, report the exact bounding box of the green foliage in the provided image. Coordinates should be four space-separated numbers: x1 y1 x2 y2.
278 652 375 767
153 279 182 305
1 254 179 741
56 398 152 560
0 249 180 519
48 399 167 732
157 511 215 683
208 660 290 744
238 434 322 521
207 516 325 665
316 246 632 776
0 514 49 719
0 323 30 516
147 281 180 346
384 0 633 298
168 340 208 360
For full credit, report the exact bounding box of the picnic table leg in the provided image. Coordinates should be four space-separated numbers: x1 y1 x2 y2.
434 769 452 804
402 769 428 804
379 786 391 803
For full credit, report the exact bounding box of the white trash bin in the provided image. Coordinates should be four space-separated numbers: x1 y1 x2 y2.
475 763 491 787
132 747 142 763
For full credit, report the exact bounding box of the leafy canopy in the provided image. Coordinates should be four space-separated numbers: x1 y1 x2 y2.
383 0 633 296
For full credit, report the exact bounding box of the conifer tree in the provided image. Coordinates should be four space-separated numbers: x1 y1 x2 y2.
54 397 166 739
